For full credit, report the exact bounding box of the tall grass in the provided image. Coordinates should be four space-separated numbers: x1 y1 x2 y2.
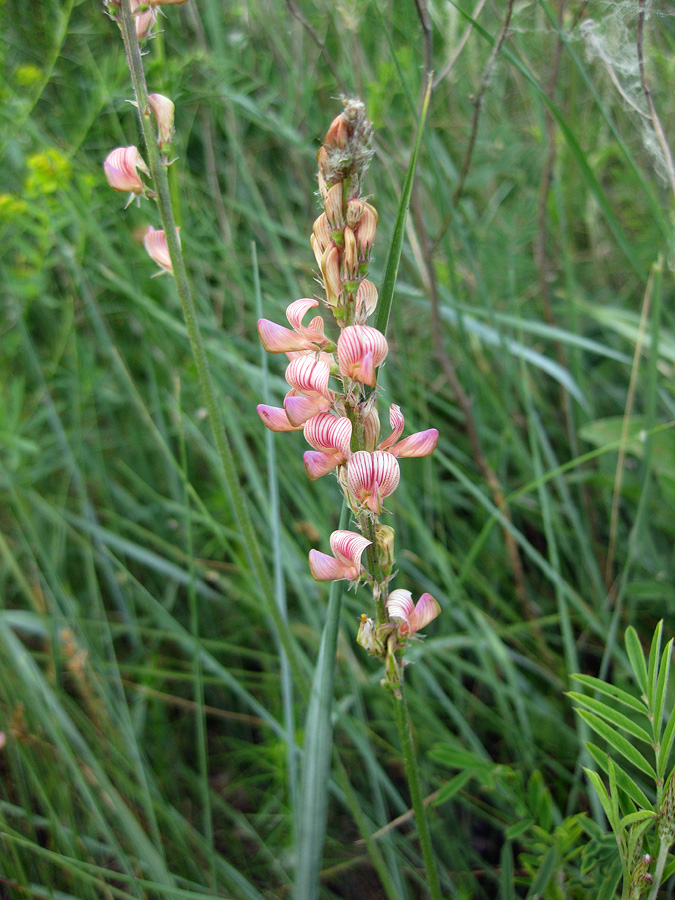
1 1 674 897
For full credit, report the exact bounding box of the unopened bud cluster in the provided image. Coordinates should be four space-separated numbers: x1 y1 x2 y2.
629 854 652 900
659 772 675 845
102 2 180 273
257 101 441 691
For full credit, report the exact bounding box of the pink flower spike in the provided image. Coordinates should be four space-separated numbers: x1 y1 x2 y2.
309 530 371 581
103 146 149 197
337 326 388 387
143 226 178 275
387 589 441 635
347 450 400 514
257 404 303 432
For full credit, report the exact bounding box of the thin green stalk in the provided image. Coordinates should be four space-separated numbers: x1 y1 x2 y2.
117 0 305 691
392 683 443 900
647 838 670 900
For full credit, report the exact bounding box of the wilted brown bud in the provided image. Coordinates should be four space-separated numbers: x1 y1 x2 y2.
318 98 374 195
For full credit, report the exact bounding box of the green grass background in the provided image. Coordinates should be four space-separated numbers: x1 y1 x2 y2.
1 0 675 897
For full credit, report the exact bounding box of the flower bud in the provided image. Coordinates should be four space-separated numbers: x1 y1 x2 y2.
357 615 381 656
375 525 396 577
130 0 157 41
143 226 178 274
103 147 149 204
318 98 374 193
356 203 377 257
343 225 357 277
148 93 175 152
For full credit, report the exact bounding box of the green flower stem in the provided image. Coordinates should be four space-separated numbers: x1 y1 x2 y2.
392 683 443 900
117 0 306 693
647 838 671 900
360 514 386 625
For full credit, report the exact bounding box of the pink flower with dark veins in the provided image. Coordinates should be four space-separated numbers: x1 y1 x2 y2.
386 590 441 635
309 530 371 582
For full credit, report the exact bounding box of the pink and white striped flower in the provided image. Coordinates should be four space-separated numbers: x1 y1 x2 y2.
309 530 371 582
256 404 303 432
378 404 439 458
347 450 400 514
283 356 336 425
386 590 441 635
337 325 388 387
310 214 332 268
103 146 149 202
258 299 331 355
303 413 352 479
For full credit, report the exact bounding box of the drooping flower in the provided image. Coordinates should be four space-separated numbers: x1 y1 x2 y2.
337 325 388 387
378 404 439 458
309 530 371 582
143 226 178 274
103 146 149 202
258 298 331 355
130 0 157 41
386 590 441 635
347 450 400 514
303 413 352 479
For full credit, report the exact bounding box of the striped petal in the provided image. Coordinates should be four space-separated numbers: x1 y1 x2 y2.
312 213 332 254
362 404 380 452
337 326 388 386
257 404 303 432
378 404 405 450
390 428 439 458
324 183 344 231
304 413 352 458
409 593 442 633
330 530 371 569
143 227 177 273
356 280 378 318
285 357 332 398
386 589 415 625
321 245 341 305
347 450 400 513
286 298 319 332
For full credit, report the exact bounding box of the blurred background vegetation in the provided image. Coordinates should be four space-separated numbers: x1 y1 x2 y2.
1 0 675 897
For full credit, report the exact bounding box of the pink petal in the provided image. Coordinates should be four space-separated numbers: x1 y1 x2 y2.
370 451 400 499
104 146 146 193
330 530 371 569
312 213 331 254
308 550 351 581
346 451 373 501
284 393 332 426
304 451 341 480
356 280 378 318
378 404 405 450
257 404 303 432
390 428 439 459
286 298 319 332
143 226 176 272
386 589 415 626
321 245 341 305
285 357 333 398
337 326 388 385
409 593 441 633
324 183 344 230
304 413 352 457
362 404 380 452
258 319 309 353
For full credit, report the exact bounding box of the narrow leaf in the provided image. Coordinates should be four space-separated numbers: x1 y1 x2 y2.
618 810 657 831
584 768 617 831
654 639 673 745
647 620 664 711
434 769 474 806
499 843 516 900
525 846 558 899
375 75 432 338
658 704 675 778
585 743 652 809
577 711 656 779
571 674 647 715
568 692 653 744
626 627 649 696
505 818 535 840
597 860 623 900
